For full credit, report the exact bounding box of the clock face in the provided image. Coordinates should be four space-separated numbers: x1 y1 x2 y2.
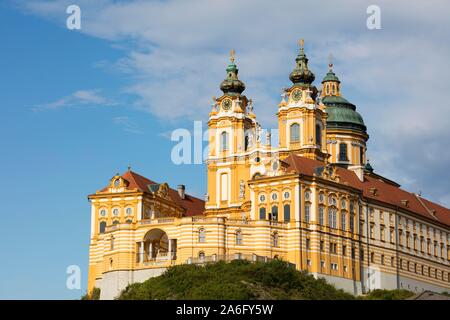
222 99 232 111
292 89 302 102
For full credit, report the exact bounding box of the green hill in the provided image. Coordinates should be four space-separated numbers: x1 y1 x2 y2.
118 259 356 300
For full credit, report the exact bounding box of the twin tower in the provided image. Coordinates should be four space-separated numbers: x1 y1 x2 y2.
205 41 369 214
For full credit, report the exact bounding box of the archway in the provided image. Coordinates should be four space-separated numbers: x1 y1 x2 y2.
143 228 170 260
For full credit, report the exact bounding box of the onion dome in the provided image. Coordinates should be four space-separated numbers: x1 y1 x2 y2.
220 49 246 95
289 39 315 85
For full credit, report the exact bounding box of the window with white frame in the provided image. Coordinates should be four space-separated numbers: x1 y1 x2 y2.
198 228 206 243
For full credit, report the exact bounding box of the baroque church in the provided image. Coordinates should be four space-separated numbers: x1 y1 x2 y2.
87 41 450 299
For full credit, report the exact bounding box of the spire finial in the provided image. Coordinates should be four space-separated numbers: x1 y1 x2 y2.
127 164 131 171
299 39 304 51
328 53 334 71
230 49 235 63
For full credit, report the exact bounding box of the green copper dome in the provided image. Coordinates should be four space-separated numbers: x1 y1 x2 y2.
322 71 340 83
289 44 315 85
220 61 245 95
322 96 367 132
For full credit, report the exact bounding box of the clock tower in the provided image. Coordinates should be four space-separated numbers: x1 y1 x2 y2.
205 50 258 216
278 40 328 161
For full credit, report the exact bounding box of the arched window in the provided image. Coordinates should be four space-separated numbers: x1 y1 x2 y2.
290 123 300 142
236 230 243 245
259 207 266 220
283 204 290 222
315 124 322 146
99 221 106 234
198 228 206 243
221 131 228 151
271 206 278 221
272 232 279 247
198 251 205 261
339 143 348 161
244 135 249 151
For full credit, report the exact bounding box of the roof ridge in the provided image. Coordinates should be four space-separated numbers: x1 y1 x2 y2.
413 193 440 222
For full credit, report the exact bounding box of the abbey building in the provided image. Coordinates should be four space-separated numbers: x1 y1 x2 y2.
87 42 450 299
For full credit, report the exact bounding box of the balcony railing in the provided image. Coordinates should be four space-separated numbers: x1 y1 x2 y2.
186 253 295 267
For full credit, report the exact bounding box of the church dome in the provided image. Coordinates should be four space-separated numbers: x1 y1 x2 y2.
289 41 315 85
220 61 245 95
323 96 366 132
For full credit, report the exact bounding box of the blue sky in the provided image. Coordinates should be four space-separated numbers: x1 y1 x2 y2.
0 0 449 299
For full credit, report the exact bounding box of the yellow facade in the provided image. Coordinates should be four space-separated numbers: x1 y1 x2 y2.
87 43 450 299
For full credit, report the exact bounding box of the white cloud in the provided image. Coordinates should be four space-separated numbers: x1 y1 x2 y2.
32 89 116 111
16 0 450 206
113 116 143 134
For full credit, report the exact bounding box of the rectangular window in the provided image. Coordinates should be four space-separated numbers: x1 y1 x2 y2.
341 212 346 231
349 214 354 233
319 206 324 226
380 226 385 242
304 204 310 223
320 241 324 251
342 245 347 256
220 173 228 201
339 143 348 161
259 207 266 220
370 224 375 239
283 204 290 222
306 238 310 250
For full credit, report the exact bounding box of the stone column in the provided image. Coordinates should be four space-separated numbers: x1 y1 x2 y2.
168 239 172 259
149 242 153 259
139 241 144 263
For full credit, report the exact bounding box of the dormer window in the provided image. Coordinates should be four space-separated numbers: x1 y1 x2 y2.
114 179 120 187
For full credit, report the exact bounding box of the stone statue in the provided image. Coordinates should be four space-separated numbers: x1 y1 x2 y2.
239 180 245 199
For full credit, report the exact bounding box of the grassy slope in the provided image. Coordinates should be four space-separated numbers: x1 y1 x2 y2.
118 260 356 300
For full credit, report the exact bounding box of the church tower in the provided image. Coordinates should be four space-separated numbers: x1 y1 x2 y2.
321 56 369 173
278 40 328 161
205 50 258 216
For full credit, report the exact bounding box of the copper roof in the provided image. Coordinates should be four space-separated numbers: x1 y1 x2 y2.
284 154 450 227
100 170 205 217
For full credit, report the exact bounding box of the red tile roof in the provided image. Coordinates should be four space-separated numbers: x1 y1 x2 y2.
101 170 205 217
284 154 450 227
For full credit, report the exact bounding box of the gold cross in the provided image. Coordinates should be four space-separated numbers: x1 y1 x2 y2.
230 49 235 63
299 39 304 49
